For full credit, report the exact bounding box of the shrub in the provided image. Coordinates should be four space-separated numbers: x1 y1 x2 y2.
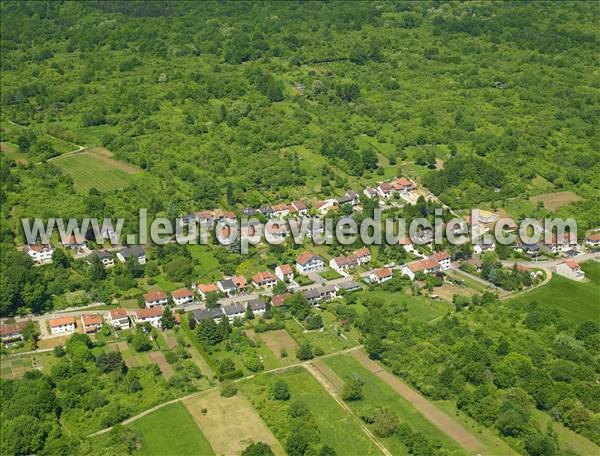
220 382 238 397
272 379 291 401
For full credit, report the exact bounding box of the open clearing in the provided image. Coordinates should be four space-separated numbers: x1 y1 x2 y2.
147 351 174 379
529 191 583 211
52 150 140 192
351 349 485 454
128 402 215 456
510 261 600 326
183 389 285 456
259 329 299 359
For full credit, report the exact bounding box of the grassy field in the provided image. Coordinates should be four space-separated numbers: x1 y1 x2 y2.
240 366 381 455
510 261 600 326
322 354 470 455
128 402 215 456
529 191 584 211
358 289 453 323
532 408 600 456
183 389 285 455
51 150 140 192
189 244 222 282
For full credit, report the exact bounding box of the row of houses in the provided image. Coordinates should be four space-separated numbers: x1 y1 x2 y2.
24 243 147 266
142 287 195 308
191 298 267 323
364 177 416 200
329 247 372 272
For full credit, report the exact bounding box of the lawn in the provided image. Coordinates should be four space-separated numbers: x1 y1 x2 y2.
128 402 214 456
322 354 467 455
358 289 453 323
509 261 600 326
240 366 381 455
51 150 140 192
285 311 359 355
189 244 222 282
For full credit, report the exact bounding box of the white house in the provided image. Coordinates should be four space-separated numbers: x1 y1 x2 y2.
585 232 600 247
369 267 393 284
108 308 130 329
89 250 114 268
402 259 440 281
377 182 394 199
330 254 359 272
303 286 337 305
555 260 585 281
246 298 267 316
252 271 278 289
474 238 496 255
354 247 371 264
315 199 338 215
24 244 54 264
135 307 162 328
117 246 146 264
296 252 324 273
61 234 86 249
196 283 219 300
271 204 290 218
143 291 168 308
172 288 194 306
81 314 103 334
290 200 309 216
222 304 245 321
430 251 452 271
0 321 29 344
391 177 416 193
49 317 76 336
217 279 237 297
543 233 578 254
363 187 378 199
275 264 294 282
398 237 414 253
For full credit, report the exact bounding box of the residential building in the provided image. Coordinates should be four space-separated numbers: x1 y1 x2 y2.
172 288 194 306
232 275 249 293
117 246 146 264
462 258 482 272
49 317 76 336
108 308 130 329
247 298 267 316
363 187 378 199
197 283 219 300
24 244 54 264
369 267 393 284
542 233 578 254
252 271 278 289
222 304 245 321
134 307 162 328
275 264 294 282
258 206 275 218
353 247 371 264
296 252 324 273
515 242 541 256
335 281 362 293
315 199 338 215
402 259 440 280
143 291 168 308
217 279 237 297
192 307 224 323
474 237 496 255
398 237 414 253
556 260 585 281
377 182 394 199
303 286 337 305
61 233 86 249
81 314 103 334
0 321 29 344
271 293 291 308
330 254 359 272
196 210 214 227
391 177 415 193
271 204 290 218
430 251 452 271
265 222 287 240
585 232 600 247
89 250 114 268
291 200 309 215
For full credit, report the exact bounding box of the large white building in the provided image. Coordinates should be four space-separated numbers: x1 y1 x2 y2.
24 244 54 264
296 252 324 273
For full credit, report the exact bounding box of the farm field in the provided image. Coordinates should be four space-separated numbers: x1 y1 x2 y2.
510 261 600 326
321 354 478 455
529 191 584 211
240 366 381 455
358 289 453 322
51 150 140 192
258 328 299 362
183 389 284 456
128 402 215 456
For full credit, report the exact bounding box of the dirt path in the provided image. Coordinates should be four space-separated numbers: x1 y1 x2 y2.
351 349 485 455
305 363 391 456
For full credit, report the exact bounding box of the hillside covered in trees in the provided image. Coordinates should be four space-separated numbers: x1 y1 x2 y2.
1 1 598 235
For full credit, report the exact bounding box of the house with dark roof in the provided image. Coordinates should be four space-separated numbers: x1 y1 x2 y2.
88 249 114 268
192 307 224 323
302 286 337 305
117 246 146 264
217 279 237 297
223 303 245 321
335 281 362 293
247 298 267 315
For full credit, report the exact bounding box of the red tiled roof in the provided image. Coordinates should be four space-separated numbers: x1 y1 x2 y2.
430 251 450 261
198 283 218 293
398 237 413 246
81 314 102 326
49 317 75 327
408 259 439 273
297 251 318 266
271 293 291 307
143 291 167 302
586 232 600 242
26 244 53 252
292 201 307 210
232 276 248 288
354 247 370 258
136 307 162 319
561 259 579 271
172 288 193 299
0 321 28 337
110 308 128 319
278 264 293 275
252 271 277 284
373 267 393 279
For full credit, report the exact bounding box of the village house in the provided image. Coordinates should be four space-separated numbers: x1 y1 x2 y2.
49 317 76 336
24 244 55 264
265 222 288 240
556 260 585 281
196 210 214 227
232 275 249 294
585 232 600 247
177 213 197 228
172 288 194 306
61 233 86 249
271 204 290 218
252 271 278 289
247 298 267 316
275 264 294 282
258 206 275 218
108 308 130 329
515 242 541 256
134 307 163 329
391 177 416 193
291 200 309 215
271 293 291 308
223 303 245 321
296 252 325 274
377 182 394 199
303 285 337 305
306 219 326 239
192 307 224 323
363 187 379 199
542 233 578 255
143 291 168 309
335 281 362 293
369 267 393 284
196 283 219 300
402 259 441 281
398 237 415 253
0 321 29 344
117 246 146 264
353 247 371 264
430 251 452 271
89 250 114 268
336 190 360 207
330 254 359 272
315 199 338 215
217 279 237 297
462 258 483 272
223 211 237 223
474 237 496 255
81 314 103 334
